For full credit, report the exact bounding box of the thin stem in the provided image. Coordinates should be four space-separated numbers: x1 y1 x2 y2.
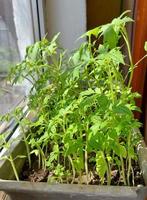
38 151 41 169
104 154 111 185
107 160 111 185
22 75 34 85
88 36 93 59
127 157 131 186
108 64 114 101
24 134 31 168
124 53 147 83
37 145 46 170
45 145 48 157
18 120 31 168
121 28 134 87
79 171 82 184
100 152 111 185
41 149 46 170
3 118 26 180
85 125 89 184
68 155 75 184
120 156 127 185
85 148 89 184
9 155 19 181
127 132 131 186
131 165 135 186
119 10 131 19
134 54 147 67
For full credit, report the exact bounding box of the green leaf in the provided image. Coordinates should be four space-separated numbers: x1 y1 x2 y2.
80 88 95 97
48 151 58 163
119 145 127 158
96 151 107 183
106 155 112 163
72 43 91 66
128 147 135 158
72 65 81 80
97 95 109 109
46 33 60 55
80 27 101 38
109 48 125 64
73 156 84 171
28 42 40 61
113 104 132 115
112 144 127 158
3 12 140 183
121 16 134 23
114 157 121 167
90 123 100 134
98 44 108 54
112 15 133 33
53 144 59 152
30 149 39 156
87 130 100 151
102 25 118 49
51 32 60 43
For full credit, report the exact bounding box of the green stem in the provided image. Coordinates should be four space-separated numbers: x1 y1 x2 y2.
107 171 111 185
38 151 41 169
9 155 19 181
88 36 93 59
41 149 46 170
22 75 34 85
127 158 131 186
134 54 147 67
16 118 31 168
121 28 134 87
120 156 127 185
118 165 121 185
131 165 135 186
79 171 82 184
37 145 46 170
108 64 114 101
127 132 131 186
68 155 75 183
104 154 111 185
85 148 89 184
85 125 89 184
23 134 31 168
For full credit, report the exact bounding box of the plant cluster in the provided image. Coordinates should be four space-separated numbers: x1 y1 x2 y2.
1 11 147 185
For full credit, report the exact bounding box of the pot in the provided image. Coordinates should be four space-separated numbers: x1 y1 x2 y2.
0 180 147 200
0 124 147 200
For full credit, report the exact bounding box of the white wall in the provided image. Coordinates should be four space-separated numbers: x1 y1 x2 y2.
46 0 86 51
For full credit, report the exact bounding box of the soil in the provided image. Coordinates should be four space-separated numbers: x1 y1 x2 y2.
20 158 145 186
20 158 49 182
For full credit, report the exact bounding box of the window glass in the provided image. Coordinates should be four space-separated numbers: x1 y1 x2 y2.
0 0 35 115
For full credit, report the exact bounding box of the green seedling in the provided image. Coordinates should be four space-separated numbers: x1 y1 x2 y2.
0 134 26 181
1 11 146 185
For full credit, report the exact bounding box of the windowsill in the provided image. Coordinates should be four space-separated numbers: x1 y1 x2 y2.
0 108 36 180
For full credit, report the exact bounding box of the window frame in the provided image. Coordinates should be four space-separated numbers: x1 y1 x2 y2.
0 0 45 146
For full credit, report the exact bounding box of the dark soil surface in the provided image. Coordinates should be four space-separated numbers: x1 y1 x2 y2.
20 158 145 186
